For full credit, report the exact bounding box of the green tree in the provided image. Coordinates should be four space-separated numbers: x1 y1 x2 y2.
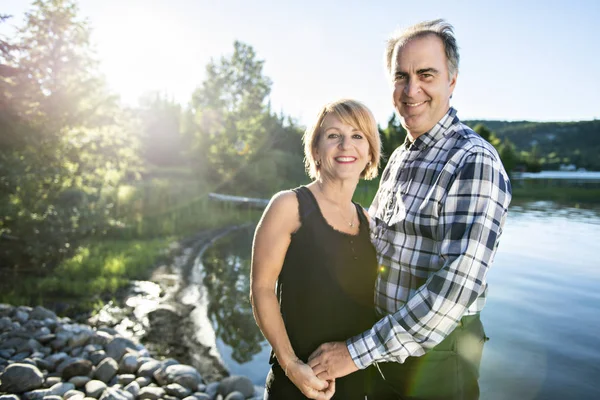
137 92 184 168
379 113 407 170
187 41 283 195
1 0 140 269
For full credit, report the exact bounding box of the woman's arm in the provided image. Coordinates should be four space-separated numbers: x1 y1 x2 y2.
250 191 334 399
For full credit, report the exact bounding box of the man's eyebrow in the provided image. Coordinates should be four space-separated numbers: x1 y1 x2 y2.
417 68 439 75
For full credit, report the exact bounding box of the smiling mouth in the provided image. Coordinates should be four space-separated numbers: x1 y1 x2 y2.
335 156 356 163
404 101 426 107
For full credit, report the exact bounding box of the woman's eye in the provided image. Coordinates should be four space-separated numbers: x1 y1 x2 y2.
328 133 339 139
353 134 364 139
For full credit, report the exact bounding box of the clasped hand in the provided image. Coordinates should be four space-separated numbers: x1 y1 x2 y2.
286 358 335 400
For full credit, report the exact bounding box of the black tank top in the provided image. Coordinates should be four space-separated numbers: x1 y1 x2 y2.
269 186 378 397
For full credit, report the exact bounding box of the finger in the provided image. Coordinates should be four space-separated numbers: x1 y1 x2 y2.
307 348 322 362
317 370 330 380
307 375 329 391
323 379 336 398
307 356 321 368
311 363 326 375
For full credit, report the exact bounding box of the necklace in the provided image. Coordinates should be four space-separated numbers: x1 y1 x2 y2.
317 182 355 228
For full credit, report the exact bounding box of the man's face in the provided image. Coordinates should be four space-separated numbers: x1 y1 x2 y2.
391 34 457 139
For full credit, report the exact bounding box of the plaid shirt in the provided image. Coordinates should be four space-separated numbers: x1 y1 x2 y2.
347 107 512 368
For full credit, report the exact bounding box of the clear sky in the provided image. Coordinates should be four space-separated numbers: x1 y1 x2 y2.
3 0 599 126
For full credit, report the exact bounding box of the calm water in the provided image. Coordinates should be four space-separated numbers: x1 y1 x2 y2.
199 201 600 400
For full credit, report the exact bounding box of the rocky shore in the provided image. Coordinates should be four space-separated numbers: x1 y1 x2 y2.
0 226 263 400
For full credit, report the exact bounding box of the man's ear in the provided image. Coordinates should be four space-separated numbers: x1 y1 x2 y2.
449 72 458 95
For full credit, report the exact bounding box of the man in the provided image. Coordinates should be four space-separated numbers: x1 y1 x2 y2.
308 19 512 399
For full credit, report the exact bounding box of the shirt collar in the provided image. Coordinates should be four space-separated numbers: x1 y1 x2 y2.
404 107 458 151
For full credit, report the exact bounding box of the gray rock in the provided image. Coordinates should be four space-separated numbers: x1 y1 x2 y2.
49 338 67 351
163 396 179 400
34 357 52 371
217 376 254 398
118 353 138 374
88 331 112 346
134 376 151 388
164 383 191 398
62 358 93 380
153 366 169 386
105 338 137 362
136 360 161 378
69 375 92 388
0 303 14 316
224 392 245 400
94 358 118 383
205 382 219 398
44 352 69 369
41 396 62 400
89 350 107 366
17 338 42 354
30 306 57 321
11 351 30 361
48 382 75 397
98 388 132 400
43 376 63 388
0 317 13 331
116 374 136 386
162 358 180 368
193 395 211 400
0 337 23 350
138 386 165 400
0 363 44 393
70 346 84 357
55 356 76 374
21 389 49 400
0 395 20 400
84 344 102 353
85 380 107 399
14 310 29 324
164 364 203 391
0 348 15 358
64 389 86 400
123 380 139 398
34 332 52 344
68 331 93 348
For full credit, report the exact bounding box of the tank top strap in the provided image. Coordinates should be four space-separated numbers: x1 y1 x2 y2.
292 186 317 223
353 202 369 231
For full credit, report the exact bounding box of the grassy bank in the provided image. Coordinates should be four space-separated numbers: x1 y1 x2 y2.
1 176 261 315
0 238 172 313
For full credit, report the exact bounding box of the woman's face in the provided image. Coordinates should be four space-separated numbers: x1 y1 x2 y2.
315 114 371 182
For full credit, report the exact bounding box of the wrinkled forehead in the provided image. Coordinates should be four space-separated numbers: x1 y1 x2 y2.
392 34 448 71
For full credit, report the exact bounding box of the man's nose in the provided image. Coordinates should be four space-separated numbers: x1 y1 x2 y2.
404 79 421 97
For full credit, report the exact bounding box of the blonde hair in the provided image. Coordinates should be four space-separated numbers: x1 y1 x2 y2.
303 99 381 180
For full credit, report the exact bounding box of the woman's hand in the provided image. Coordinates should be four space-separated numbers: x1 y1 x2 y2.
285 358 336 399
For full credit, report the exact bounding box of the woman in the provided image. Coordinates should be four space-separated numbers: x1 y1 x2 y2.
250 99 382 399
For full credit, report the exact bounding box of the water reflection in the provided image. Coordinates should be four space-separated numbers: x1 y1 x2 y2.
201 225 264 364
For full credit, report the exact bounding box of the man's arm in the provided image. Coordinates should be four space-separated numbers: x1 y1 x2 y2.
311 151 511 376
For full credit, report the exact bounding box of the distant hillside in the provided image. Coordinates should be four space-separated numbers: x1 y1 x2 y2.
463 119 600 170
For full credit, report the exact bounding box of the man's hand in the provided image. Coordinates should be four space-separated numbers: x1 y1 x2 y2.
308 341 359 381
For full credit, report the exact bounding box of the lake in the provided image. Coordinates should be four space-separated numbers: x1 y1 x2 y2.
199 200 600 400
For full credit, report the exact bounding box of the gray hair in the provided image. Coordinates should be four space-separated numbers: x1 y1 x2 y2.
385 19 460 79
